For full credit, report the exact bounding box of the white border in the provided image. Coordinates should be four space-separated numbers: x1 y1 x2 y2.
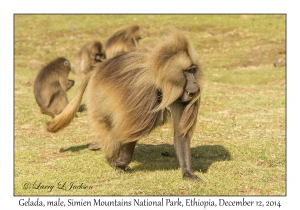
4 0 297 209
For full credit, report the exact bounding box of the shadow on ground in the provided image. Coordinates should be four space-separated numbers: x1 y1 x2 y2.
59 143 231 174
133 144 231 173
59 144 90 152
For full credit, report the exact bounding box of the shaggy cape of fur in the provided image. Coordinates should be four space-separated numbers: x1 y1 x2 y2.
47 31 202 159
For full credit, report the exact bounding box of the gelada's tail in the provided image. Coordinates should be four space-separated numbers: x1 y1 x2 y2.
46 72 93 133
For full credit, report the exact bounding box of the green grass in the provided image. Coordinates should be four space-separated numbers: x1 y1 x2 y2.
14 14 286 196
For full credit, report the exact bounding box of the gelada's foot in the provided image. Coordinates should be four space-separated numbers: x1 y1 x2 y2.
183 171 202 182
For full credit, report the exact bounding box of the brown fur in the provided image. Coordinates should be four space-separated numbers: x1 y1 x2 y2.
46 31 203 180
104 24 143 59
73 41 105 82
34 57 74 118
46 71 93 131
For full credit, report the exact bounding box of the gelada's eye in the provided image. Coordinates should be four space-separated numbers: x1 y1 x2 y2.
187 92 194 98
186 64 197 73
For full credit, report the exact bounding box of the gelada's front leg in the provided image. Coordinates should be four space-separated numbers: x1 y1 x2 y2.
169 101 201 181
174 133 201 181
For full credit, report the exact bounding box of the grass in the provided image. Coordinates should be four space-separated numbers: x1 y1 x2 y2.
14 14 286 196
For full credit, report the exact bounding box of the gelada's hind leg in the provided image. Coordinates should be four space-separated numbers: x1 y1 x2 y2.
40 90 68 118
107 141 137 171
48 90 69 115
